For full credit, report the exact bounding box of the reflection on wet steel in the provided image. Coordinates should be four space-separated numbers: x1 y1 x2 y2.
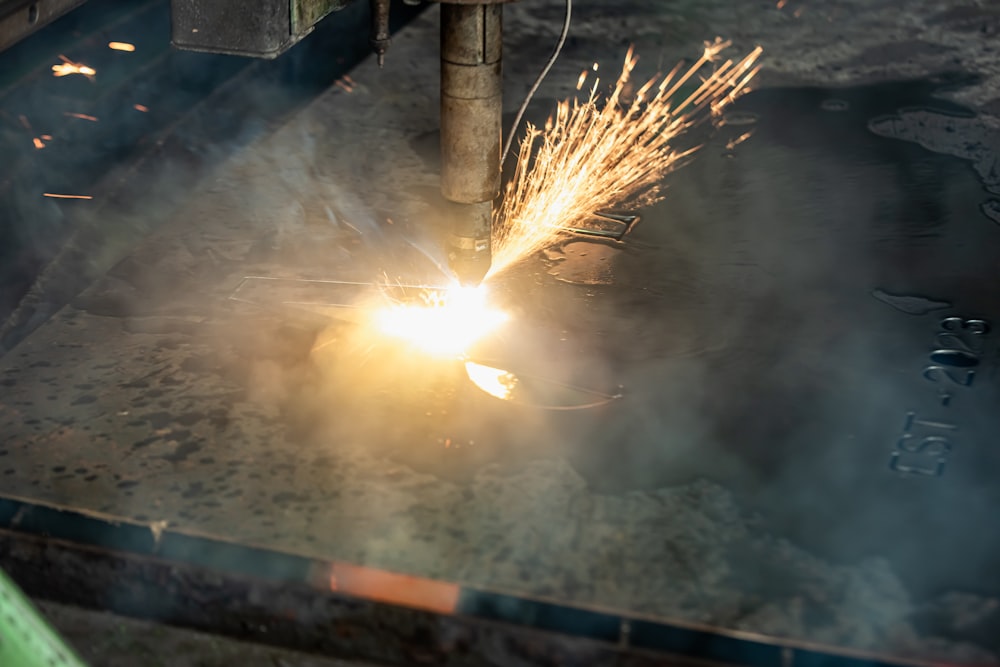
544 242 619 285
233 276 370 305
870 288 951 316
229 276 442 323
230 276 374 322
230 276 444 304
465 360 622 410
564 211 640 241
465 361 517 400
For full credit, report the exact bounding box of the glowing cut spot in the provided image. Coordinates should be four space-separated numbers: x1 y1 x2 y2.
373 285 508 358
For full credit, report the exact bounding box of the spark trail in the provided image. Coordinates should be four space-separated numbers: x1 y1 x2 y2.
363 40 760 364
488 39 762 280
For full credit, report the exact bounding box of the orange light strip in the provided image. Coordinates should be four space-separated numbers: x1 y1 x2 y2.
108 42 136 52
43 193 92 200
326 563 460 614
133 104 149 112
64 112 98 122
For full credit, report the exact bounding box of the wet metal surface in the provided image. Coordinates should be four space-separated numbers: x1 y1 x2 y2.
3 1 1000 664
556 80 1000 575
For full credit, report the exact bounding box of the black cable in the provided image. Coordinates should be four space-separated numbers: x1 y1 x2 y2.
500 0 572 166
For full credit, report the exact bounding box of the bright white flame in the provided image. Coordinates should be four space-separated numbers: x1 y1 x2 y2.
373 285 508 358
464 361 519 400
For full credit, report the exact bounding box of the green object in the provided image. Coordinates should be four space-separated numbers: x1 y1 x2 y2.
0 568 89 667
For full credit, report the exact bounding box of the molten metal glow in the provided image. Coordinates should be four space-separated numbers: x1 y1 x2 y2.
52 56 96 78
373 285 508 358
108 42 136 52
464 361 518 400
488 40 762 280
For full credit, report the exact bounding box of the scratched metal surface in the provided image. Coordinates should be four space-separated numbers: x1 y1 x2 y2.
2 0 1000 663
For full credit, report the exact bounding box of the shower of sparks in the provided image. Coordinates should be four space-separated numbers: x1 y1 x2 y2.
488 39 762 280
372 285 508 358
108 42 136 52
52 55 96 78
